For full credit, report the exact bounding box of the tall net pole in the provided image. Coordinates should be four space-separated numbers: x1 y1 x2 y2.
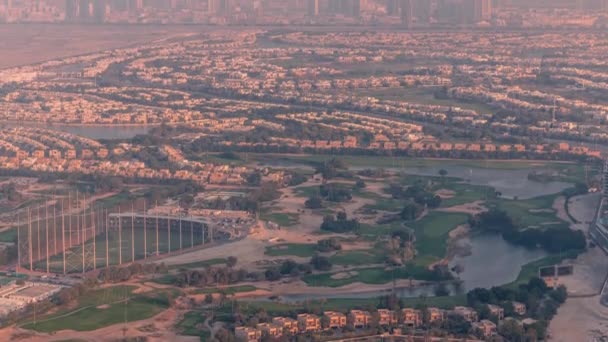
37 205 41 267
16 211 20 273
28 208 33 271
53 204 57 256
82 193 86 274
179 213 183 250
62 198 66 275
76 190 80 244
143 200 147 259
93 207 96 271
68 192 72 248
155 201 159 256
118 207 122 265
131 203 135 263
167 214 171 254
46 201 49 274
105 209 109 268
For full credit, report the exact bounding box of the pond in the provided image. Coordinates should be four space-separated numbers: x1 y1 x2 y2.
401 165 572 199
449 233 547 291
272 282 462 303
0 122 152 140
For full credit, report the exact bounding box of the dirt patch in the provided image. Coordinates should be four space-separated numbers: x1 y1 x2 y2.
330 271 358 280
340 241 374 251
437 201 487 215
552 196 572 224
97 304 110 309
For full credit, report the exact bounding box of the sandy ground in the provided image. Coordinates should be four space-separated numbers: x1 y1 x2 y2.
549 296 608 342
552 196 573 225
434 189 456 199
1 308 198 342
161 179 381 270
436 200 487 215
252 278 424 298
549 192 607 340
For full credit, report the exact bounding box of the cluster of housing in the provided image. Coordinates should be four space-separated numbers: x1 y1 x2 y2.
0 281 62 320
230 135 601 159
4 30 608 147
234 303 529 341
0 128 256 186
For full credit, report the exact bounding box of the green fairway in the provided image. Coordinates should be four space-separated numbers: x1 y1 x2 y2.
93 192 132 209
358 87 497 115
329 250 385 266
362 197 403 212
260 212 300 227
22 286 172 333
303 265 444 287
294 185 321 198
175 311 210 337
247 154 580 171
356 221 404 240
409 212 469 266
168 258 228 270
507 250 583 288
235 295 466 317
265 243 317 257
488 194 567 229
438 182 494 208
193 285 258 295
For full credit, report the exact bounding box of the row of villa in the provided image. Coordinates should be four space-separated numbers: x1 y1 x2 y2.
235 303 527 341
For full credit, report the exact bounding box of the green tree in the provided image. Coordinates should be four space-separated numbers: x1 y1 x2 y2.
305 195 324 209
498 318 525 341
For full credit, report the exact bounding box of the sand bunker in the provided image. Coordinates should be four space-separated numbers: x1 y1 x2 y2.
435 189 456 199
330 271 359 280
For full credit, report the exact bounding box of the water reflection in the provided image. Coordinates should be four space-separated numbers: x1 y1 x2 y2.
1 122 152 140
449 233 547 291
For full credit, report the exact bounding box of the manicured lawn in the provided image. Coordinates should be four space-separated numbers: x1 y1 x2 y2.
22 286 171 333
359 87 497 115
330 250 385 266
356 221 404 239
175 311 209 337
488 194 567 229
235 295 466 317
260 212 300 227
303 265 442 287
438 182 494 208
193 285 258 295
294 185 321 198
265 243 317 257
168 258 228 270
507 250 583 288
247 154 579 171
94 192 132 208
409 212 469 266
363 197 403 212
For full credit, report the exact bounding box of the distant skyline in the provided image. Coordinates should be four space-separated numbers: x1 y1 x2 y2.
0 0 606 27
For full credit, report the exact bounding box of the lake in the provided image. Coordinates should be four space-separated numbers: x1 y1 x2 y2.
0 122 152 140
274 282 462 303
449 233 547 291
401 165 572 199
